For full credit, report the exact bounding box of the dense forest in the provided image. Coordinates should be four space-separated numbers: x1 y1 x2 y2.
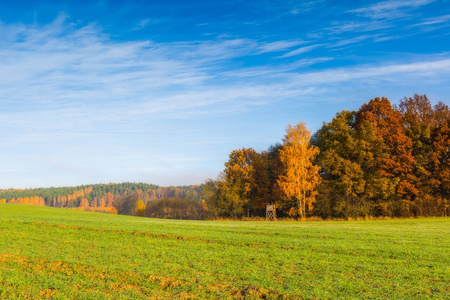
2 95 448 220
203 95 449 219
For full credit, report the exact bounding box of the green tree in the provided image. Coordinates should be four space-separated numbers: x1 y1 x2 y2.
203 174 245 219
312 111 368 218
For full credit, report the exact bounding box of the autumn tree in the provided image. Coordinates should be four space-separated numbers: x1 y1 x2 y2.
429 101 450 201
398 95 434 169
79 198 89 208
202 147 271 219
399 95 450 215
354 97 418 216
224 148 255 207
135 200 145 217
103 192 115 207
214 148 271 217
277 122 321 218
397 94 433 213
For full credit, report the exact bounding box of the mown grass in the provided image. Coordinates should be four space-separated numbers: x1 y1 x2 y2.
0 204 448 299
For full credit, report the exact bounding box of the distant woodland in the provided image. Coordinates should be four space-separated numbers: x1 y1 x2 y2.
2 95 449 220
0 183 204 217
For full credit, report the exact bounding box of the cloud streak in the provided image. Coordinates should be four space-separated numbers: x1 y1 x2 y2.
348 0 436 19
279 44 323 58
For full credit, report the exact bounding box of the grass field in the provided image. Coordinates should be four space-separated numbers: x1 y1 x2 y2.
0 204 449 299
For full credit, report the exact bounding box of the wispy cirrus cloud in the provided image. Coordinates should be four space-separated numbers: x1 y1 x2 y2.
130 18 163 31
322 0 444 50
290 0 326 14
407 13 450 30
329 34 380 48
258 40 306 53
288 58 450 86
278 44 323 58
325 20 392 34
348 0 436 19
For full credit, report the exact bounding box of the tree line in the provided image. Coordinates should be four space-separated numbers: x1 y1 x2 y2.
0 183 204 215
204 95 449 219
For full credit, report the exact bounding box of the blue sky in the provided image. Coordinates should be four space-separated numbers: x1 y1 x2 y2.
0 0 449 189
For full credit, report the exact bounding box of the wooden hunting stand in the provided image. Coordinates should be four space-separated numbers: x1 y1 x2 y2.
266 205 276 221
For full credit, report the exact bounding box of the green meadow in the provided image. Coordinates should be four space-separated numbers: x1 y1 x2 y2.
0 204 448 299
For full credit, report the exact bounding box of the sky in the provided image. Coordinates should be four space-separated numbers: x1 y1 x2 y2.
0 0 449 189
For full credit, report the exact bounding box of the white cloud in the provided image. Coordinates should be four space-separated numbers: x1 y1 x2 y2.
258 40 306 53
131 18 159 31
349 0 436 19
329 34 379 47
279 44 323 58
288 58 450 86
290 0 326 14
407 14 450 28
325 20 391 34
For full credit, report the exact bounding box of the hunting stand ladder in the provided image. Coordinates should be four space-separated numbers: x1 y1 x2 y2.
266 204 276 221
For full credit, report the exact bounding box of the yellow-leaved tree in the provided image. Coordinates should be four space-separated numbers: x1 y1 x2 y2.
277 122 321 218
136 200 146 217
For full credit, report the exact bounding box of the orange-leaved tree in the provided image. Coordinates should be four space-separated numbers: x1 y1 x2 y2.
277 122 321 218
355 97 418 208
